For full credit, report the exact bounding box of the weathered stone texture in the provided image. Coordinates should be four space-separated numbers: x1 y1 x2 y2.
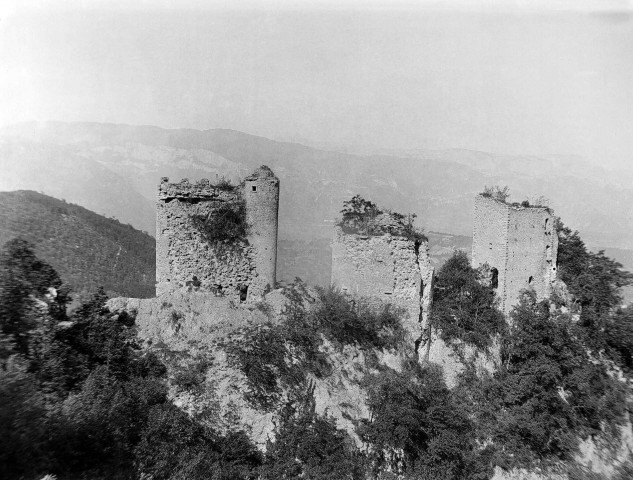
156 166 279 301
243 166 280 298
472 195 558 314
331 227 433 339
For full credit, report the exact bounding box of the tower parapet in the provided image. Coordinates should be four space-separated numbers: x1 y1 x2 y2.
156 166 279 301
472 194 558 314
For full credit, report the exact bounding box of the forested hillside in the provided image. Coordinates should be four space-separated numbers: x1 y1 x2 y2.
0 191 155 298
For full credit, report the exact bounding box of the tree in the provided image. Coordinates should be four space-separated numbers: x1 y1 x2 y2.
471 292 627 467
430 251 506 351
136 403 261 480
261 387 363 480
556 220 633 332
0 239 69 354
359 362 487 479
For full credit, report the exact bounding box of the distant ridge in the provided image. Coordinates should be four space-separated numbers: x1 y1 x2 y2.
0 190 155 298
2 120 633 251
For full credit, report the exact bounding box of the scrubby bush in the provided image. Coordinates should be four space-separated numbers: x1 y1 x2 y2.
172 356 211 393
226 283 407 411
215 176 235 191
261 387 364 480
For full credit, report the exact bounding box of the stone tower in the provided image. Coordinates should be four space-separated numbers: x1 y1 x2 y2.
242 166 280 297
156 165 279 301
472 194 558 314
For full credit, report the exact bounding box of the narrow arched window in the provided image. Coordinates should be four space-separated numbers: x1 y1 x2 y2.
491 268 499 290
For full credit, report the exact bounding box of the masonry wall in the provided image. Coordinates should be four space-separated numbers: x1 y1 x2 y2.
331 227 434 340
156 166 279 301
472 195 557 314
505 206 558 311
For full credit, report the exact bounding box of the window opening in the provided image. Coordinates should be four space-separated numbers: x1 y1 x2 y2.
239 285 248 302
251 185 257 192
491 268 499 290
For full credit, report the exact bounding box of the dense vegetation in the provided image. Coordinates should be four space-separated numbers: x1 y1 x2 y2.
429 225 633 474
0 238 264 479
338 194 427 243
3 210 633 479
0 190 155 298
430 251 506 351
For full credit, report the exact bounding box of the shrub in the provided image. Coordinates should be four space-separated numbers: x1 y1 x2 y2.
225 324 292 411
172 357 211 393
215 176 235 191
190 199 249 244
311 287 405 351
481 185 510 203
261 387 364 480
135 404 261 480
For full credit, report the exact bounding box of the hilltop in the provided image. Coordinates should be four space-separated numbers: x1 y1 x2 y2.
0 190 155 298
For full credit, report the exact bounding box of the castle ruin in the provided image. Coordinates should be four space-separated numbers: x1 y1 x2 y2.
331 214 434 342
156 165 279 301
472 194 558 314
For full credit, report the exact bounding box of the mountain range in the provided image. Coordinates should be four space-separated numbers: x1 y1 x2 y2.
2 121 632 294
3 121 633 250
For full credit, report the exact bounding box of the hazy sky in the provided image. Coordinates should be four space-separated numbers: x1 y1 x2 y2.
1 0 632 166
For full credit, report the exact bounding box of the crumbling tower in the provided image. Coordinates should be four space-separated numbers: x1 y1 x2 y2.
243 166 280 297
472 194 558 314
331 213 435 342
156 165 279 301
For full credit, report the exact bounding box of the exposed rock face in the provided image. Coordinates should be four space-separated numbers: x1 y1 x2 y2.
106 290 407 450
426 336 500 388
108 292 277 447
156 166 279 301
472 195 558 314
331 226 434 343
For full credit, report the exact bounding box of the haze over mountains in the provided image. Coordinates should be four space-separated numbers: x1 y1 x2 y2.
2 120 632 255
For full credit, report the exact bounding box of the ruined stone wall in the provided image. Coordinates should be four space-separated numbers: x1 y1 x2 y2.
331 227 434 340
472 195 557 314
505 206 558 312
156 166 279 301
